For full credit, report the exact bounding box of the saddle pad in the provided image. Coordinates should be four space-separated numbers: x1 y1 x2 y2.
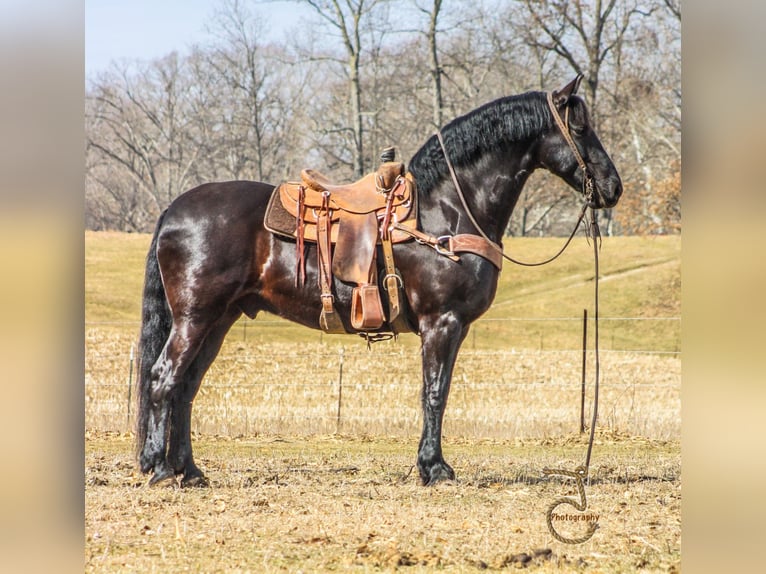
264 185 297 239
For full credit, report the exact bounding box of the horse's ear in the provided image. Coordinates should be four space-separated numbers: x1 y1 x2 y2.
552 74 583 107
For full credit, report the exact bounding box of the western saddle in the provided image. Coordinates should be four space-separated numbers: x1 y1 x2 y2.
265 151 417 336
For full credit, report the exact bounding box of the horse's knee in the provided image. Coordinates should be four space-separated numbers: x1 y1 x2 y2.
150 382 173 405
424 391 447 411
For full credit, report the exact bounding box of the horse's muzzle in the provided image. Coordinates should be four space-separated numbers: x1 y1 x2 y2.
591 177 622 209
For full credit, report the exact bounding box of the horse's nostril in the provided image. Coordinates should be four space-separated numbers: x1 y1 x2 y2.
591 178 622 208
612 182 623 205
603 178 622 206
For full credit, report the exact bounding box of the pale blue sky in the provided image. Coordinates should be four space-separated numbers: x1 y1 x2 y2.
85 0 304 77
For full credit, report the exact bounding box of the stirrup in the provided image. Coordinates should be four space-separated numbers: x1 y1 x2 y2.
350 284 385 331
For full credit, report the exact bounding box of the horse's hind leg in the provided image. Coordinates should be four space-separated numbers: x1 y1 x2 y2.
140 315 217 485
167 308 242 487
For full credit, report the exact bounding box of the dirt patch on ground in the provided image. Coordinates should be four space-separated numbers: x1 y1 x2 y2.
86 431 680 572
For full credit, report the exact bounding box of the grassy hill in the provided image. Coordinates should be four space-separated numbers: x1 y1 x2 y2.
85 231 680 352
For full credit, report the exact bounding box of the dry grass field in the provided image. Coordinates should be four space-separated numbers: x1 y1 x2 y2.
85 432 680 572
85 232 680 571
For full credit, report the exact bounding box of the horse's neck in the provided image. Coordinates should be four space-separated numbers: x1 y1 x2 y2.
417 145 534 243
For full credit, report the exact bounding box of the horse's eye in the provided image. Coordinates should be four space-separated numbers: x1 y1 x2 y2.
570 125 585 137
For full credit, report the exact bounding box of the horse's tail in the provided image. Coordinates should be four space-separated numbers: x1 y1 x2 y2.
135 210 172 465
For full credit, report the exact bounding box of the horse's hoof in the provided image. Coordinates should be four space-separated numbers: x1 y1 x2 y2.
139 454 156 474
148 471 177 488
420 462 456 486
181 474 210 488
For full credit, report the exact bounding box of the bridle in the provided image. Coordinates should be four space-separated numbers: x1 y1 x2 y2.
545 91 596 203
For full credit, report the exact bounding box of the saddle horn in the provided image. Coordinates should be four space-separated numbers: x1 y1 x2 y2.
380 147 396 163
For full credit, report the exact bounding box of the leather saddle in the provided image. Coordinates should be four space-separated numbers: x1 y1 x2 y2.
265 161 417 334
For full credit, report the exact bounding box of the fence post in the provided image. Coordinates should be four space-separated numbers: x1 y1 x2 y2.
580 309 587 434
336 347 344 434
127 343 135 432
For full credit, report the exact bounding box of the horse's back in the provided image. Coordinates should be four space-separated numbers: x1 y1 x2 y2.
164 180 274 222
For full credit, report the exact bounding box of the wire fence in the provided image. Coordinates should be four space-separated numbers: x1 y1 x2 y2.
85 316 681 440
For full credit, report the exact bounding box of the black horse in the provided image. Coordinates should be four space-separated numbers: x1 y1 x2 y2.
135 76 622 487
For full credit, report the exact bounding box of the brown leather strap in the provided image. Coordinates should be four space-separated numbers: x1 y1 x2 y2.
378 181 408 331
391 223 501 269
295 185 306 287
391 224 459 261
449 234 503 269
379 185 401 321
380 235 400 320
547 91 588 174
380 176 405 241
316 193 333 294
546 90 595 201
316 194 344 332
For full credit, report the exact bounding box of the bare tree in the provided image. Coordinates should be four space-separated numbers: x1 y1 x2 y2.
204 0 290 181
296 0 391 176
515 0 655 126
416 0 444 128
608 1 680 234
84 0 681 235
86 54 205 229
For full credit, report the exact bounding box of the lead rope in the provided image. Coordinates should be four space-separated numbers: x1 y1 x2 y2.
584 207 601 470
545 90 602 543
544 207 601 544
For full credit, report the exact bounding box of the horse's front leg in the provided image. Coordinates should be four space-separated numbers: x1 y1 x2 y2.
417 312 469 485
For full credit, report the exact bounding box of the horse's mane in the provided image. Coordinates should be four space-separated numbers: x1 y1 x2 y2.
407 91 553 195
